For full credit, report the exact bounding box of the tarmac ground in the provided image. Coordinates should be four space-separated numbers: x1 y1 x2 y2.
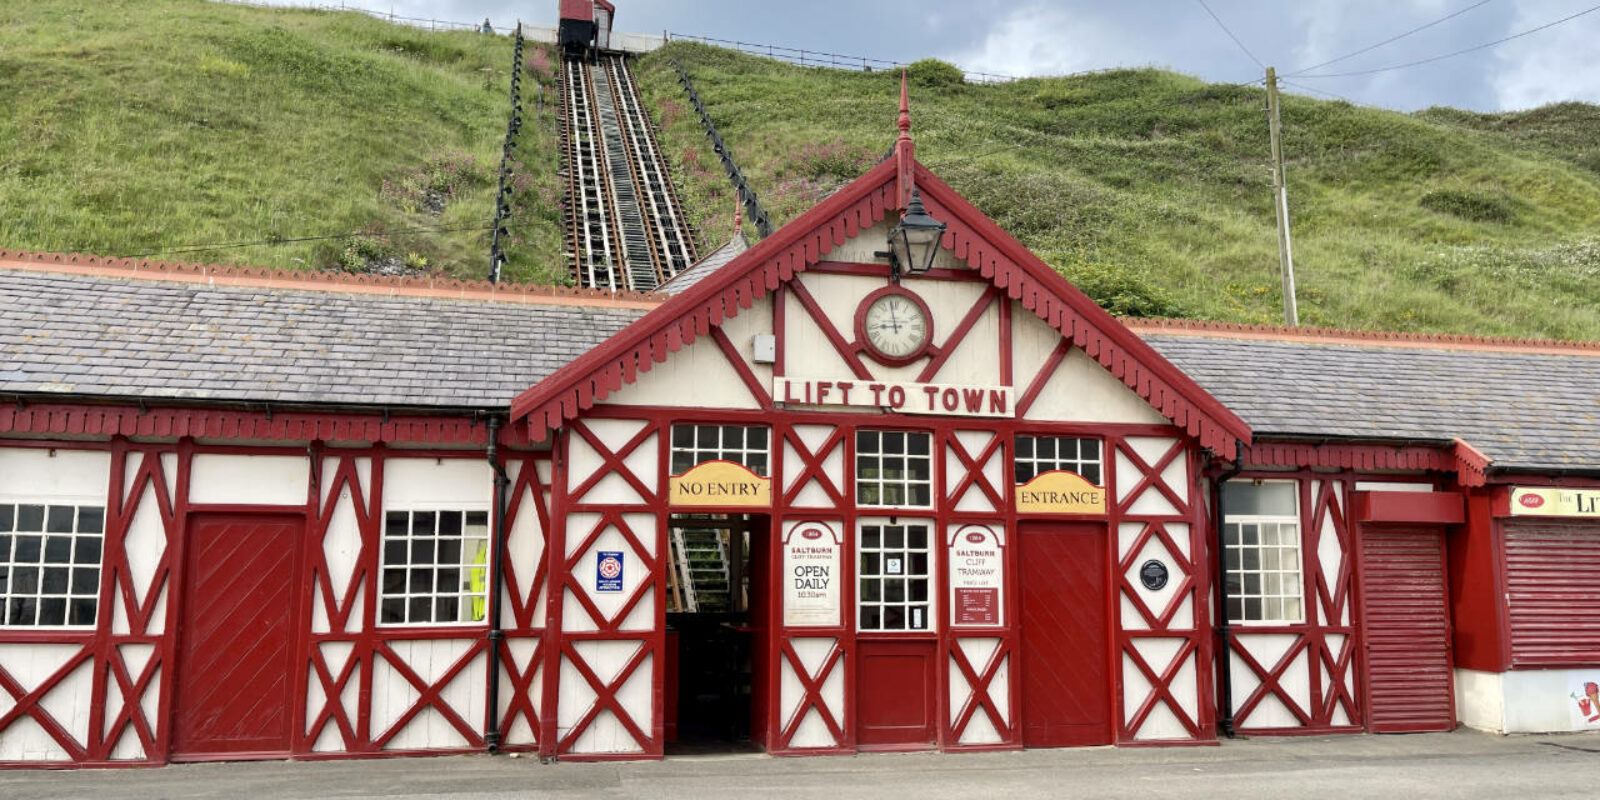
3 729 1598 799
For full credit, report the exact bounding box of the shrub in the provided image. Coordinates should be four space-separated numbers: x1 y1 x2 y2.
906 58 964 88
778 138 879 183
1059 260 1187 318
1418 189 1515 224
380 149 489 214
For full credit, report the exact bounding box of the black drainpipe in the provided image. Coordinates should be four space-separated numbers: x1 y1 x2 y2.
1213 440 1245 739
484 415 511 752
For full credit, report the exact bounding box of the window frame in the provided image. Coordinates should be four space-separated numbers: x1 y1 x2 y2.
1221 481 1306 626
1012 434 1104 486
669 423 771 477
377 505 494 629
0 501 106 631
855 517 935 634
854 428 934 509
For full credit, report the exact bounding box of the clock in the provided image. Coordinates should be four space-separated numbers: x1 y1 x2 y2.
855 286 933 366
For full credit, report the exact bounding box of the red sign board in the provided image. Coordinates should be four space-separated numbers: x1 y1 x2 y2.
954 587 999 626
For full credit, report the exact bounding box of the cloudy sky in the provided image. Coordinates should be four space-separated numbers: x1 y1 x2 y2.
278 0 1600 111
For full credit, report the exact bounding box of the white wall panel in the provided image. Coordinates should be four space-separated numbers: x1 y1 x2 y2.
188 454 308 505
384 459 491 509
0 448 110 502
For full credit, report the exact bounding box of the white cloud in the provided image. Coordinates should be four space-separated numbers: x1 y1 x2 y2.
1492 2 1600 110
944 3 1132 78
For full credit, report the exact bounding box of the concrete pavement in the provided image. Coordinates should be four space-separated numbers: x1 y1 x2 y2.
3 730 1597 800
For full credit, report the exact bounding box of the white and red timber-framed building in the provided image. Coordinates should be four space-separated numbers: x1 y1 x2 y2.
3 110 1600 767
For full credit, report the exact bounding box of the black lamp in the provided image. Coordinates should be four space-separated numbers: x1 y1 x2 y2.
884 189 946 280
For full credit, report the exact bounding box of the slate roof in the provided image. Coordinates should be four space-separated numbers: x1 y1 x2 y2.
7 264 1600 470
0 270 647 408
652 234 748 296
1145 334 1600 471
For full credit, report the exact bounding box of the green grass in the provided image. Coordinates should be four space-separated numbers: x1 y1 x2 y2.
0 0 566 283
635 43 1600 338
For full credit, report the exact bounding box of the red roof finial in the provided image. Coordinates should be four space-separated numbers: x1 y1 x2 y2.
896 69 915 209
733 196 743 237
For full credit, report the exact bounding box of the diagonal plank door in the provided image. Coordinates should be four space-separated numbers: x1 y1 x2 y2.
1019 521 1113 747
172 513 303 760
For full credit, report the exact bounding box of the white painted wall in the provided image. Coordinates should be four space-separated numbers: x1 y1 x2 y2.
0 448 110 503
189 454 309 505
1455 668 1505 733
605 297 770 410
383 458 492 510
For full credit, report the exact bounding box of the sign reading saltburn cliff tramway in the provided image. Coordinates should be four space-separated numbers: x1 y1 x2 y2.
783 521 843 626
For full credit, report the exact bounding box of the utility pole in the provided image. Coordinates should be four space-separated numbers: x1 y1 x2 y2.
1265 67 1298 327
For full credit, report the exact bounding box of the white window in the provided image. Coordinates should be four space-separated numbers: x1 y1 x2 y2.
380 510 490 626
858 521 932 631
1014 435 1102 484
0 503 104 627
855 430 932 507
1222 482 1304 624
670 424 769 476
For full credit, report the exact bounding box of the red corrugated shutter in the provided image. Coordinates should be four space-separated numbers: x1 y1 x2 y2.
1360 528 1455 732
1504 522 1600 667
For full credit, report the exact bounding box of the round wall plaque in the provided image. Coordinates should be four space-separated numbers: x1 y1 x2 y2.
1139 559 1169 591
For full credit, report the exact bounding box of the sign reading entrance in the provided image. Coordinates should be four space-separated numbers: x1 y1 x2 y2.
668 460 771 508
1511 487 1600 517
596 551 624 593
949 524 1004 627
783 520 842 626
774 377 1014 418
1015 471 1106 515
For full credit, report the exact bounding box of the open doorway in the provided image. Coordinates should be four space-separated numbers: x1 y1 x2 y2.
665 513 767 753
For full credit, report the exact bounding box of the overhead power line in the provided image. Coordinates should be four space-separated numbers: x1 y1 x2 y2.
1297 2 1600 79
119 221 494 259
1195 0 1267 69
1288 0 1496 77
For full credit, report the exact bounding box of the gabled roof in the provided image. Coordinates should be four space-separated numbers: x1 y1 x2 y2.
510 155 1253 454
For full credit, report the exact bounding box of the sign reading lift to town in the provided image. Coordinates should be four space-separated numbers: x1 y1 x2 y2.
783 520 843 627
1511 487 1600 517
668 460 772 508
1015 470 1106 515
774 377 1015 418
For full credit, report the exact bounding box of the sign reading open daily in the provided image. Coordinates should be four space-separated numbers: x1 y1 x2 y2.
1511 487 1600 517
783 520 842 626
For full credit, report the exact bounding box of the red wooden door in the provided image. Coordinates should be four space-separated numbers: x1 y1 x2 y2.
172 513 303 760
1018 522 1112 747
855 640 936 748
1360 527 1455 733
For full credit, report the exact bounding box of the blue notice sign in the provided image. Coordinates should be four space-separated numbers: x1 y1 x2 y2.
596 551 625 593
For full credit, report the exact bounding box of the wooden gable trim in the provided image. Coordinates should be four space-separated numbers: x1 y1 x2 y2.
510 157 1252 455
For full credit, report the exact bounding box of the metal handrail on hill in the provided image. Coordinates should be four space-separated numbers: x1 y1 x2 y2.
672 59 774 239
217 0 515 34
667 32 1017 84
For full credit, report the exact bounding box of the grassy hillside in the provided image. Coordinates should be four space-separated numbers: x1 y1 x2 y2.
0 0 567 283
636 44 1600 339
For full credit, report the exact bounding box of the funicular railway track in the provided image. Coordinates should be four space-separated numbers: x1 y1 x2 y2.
560 51 697 291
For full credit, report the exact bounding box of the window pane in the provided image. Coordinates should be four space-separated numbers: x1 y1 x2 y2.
78 507 104 534
438 511 462 537
411 511 436 535
1223 481 1297 516
17 506 44 531
46 506 73 533
69 599 96 626
0 505 11 532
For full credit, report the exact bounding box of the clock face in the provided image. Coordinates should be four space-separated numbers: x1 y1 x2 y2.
861 290 931 363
